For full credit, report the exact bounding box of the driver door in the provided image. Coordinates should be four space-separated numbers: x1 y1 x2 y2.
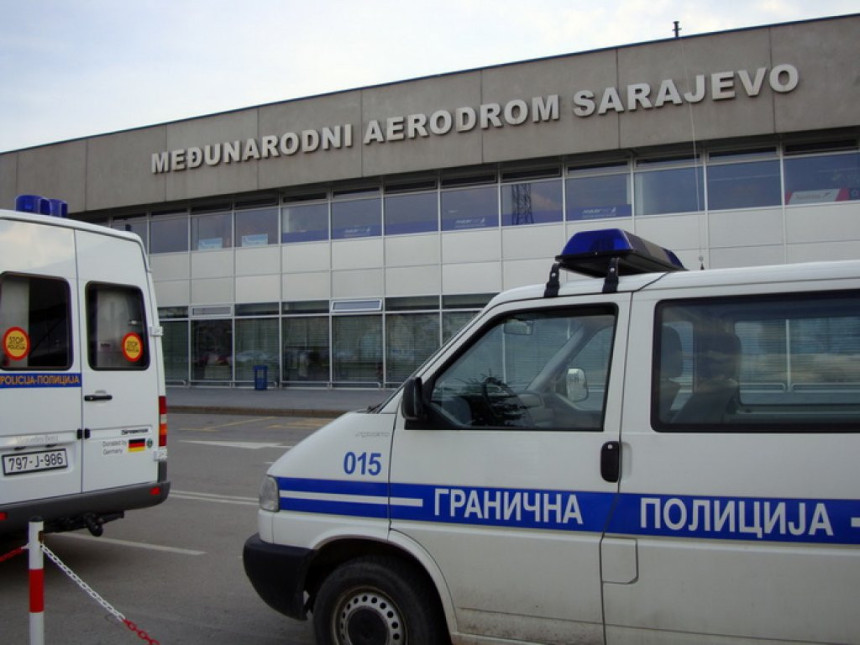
390 296 629 643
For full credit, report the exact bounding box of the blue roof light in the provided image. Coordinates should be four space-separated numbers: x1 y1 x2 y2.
556 228 685 277
15 194 68 218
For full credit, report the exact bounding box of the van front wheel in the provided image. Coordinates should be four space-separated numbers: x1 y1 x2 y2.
312 555 448 645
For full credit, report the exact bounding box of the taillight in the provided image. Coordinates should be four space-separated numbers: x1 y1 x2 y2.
158 395 168 447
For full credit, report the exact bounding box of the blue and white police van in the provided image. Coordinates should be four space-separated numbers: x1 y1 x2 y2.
244 229 859 645
0 196 169 537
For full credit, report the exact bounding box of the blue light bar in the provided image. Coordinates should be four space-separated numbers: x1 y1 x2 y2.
15 194 68 218
556 228 685 277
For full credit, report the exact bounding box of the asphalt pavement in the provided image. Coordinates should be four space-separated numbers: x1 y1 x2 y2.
166 385 396 418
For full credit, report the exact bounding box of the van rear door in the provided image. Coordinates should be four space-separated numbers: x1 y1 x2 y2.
0 219 83 504
76 230 161 492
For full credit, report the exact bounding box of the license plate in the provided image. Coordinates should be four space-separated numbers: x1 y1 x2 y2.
2 449 68 475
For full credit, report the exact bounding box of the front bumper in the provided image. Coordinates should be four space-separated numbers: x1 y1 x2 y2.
243 533 314 619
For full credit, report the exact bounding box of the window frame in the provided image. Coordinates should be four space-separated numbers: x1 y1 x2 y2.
422 304 618 431
652 290 860 433
1 273 73 371
85 282 151 371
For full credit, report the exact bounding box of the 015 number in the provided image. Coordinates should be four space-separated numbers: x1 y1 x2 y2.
343 451 383 476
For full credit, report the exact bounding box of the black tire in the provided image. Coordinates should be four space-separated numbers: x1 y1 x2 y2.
312 555 449 645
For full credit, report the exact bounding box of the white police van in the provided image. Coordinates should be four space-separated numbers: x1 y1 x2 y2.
244 229 860 645
0 196 169 536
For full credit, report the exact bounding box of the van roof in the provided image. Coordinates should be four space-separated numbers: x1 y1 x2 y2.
0 207 144 245
490 259 860 307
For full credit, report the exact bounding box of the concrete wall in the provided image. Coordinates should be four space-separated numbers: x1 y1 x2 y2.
2 15 858 215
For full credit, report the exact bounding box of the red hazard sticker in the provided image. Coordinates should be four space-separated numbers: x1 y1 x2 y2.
3 327 30 361
121 333 143 362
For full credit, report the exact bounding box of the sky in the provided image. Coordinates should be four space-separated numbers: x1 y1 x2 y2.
0 0 857 153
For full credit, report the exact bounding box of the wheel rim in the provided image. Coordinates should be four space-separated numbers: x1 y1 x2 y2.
335 588 405 645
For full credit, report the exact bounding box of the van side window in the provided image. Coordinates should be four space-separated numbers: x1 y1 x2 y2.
86 284 150 370
427 306 616 429
0 274 72 369
654 291 860 431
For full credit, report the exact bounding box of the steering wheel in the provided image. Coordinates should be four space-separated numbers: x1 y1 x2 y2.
480 376 534 426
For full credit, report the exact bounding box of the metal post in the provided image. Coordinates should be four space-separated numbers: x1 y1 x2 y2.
28 518 44 645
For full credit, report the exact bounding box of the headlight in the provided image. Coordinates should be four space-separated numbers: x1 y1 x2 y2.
259 475 279 512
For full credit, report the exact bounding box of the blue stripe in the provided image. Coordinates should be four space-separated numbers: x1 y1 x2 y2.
276 476 388 496
275 477 860 545
0 373 82 388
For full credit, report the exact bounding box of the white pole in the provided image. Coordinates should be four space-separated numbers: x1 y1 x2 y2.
28 519 44 645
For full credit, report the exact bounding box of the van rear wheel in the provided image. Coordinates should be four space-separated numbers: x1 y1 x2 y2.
312 555 448 645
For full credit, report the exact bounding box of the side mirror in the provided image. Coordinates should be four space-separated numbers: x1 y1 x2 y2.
566 368 588 402
401 377 426 422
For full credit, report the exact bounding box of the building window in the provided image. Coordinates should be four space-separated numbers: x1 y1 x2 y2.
331 189 382 239
191 319 232 382
501 178 563 226
386 312 440 384
282 201 329 243
784 150 860 205
162 320 189 383
192 210 232 250
333 315 382 383
706 151 781 210
441 184 499 231
235 318 279 382
235 207 278 247
635 158 704 216
384 191 438 235
282 316 329 383
566 164 631 220
149 215 188 254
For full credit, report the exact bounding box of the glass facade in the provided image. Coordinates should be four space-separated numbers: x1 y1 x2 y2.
282 200 328 243
150 215 188 254
566 165 631 220
501 178 563 226
384 191 438 235
235 207 278 247
784 150 860 204
634 158 705 216
192 209 232 250
441 184 499 231
706 151 782 211
331 189 381 239
128 140 860 387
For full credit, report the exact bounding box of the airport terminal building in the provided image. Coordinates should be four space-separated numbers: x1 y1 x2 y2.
1 15 858 388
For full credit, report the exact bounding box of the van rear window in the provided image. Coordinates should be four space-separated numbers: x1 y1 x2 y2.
86 283 150 370
654 291 860 432
0 274 72 370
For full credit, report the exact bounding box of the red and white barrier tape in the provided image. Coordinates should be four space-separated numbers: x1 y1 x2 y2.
2 522 159 645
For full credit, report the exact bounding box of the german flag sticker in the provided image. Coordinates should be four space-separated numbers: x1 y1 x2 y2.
128 438 147 452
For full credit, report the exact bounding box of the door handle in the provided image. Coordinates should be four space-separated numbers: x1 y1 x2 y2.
601 441 621 483
84 393 113 402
